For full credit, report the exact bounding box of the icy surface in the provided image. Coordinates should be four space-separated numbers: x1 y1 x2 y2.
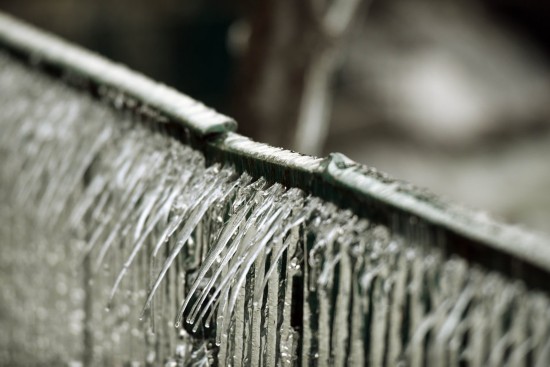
1 52 550 366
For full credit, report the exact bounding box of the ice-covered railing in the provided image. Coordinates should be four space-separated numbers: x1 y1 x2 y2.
1 11 550 367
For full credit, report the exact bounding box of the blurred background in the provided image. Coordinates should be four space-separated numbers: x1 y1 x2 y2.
1 0 549 234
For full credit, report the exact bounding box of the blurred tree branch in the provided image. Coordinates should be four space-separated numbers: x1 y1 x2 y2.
233 0 369 155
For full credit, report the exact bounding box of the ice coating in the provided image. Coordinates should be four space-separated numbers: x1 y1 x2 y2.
1 51 550 366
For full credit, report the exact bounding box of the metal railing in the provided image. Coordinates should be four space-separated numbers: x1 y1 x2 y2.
1 11 549 366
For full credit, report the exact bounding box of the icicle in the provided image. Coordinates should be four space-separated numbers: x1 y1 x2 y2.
141 169 241 317
3 49 550 366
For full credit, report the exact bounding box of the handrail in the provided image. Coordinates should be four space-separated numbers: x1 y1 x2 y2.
1 11 549 294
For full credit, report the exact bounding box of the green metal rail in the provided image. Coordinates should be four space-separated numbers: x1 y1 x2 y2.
0 10 548 296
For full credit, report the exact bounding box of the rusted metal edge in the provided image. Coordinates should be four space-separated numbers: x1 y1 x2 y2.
1 11 549 293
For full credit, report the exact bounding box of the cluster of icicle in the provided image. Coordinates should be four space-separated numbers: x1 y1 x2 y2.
1 51 550 367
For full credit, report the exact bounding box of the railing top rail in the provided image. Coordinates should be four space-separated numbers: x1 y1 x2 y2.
1 11 549 292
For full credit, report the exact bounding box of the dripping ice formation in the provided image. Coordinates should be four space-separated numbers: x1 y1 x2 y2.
1 48 550 367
